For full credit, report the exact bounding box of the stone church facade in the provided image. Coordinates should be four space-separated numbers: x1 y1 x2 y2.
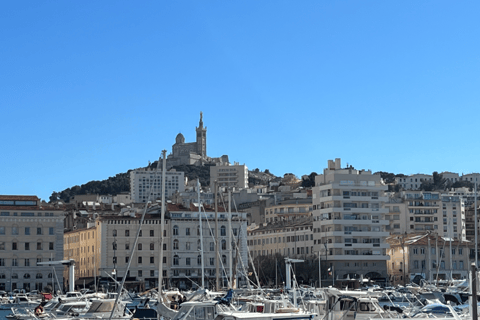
167 112 228 168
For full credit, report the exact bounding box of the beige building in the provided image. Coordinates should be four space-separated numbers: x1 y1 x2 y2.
210 162 248 190
0 195 65 292
247 217 314 259
64 225 101 290
264 198 312 223
312 159 390 282
384 195 408 235
63 202 249 291
387 233 472 285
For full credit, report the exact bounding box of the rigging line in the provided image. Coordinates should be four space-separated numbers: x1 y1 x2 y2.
200 202 232 289
108 153 163 320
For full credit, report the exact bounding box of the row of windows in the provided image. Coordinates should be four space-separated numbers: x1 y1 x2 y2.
0 257 50 267
248 234 313 246
0 273 53 279
0 242 54 251
0 227 54 236
0 212 54 216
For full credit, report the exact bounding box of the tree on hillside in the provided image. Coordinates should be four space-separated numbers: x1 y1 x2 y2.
301 172 318 188
420 172 447 191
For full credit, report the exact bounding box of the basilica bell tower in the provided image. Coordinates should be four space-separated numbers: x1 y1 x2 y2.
196 111 207 157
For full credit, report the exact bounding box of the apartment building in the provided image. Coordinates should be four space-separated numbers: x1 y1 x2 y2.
387 233 472 285
210 162 248 190
168 205 248 290
395 174 432 190
247 217 314 259
402 191 441 234
0 195 65 292
130 168 185 203
312 159 390 282
64 225 100 289
65 203 248 291
264 198 312 223
384 196 408 235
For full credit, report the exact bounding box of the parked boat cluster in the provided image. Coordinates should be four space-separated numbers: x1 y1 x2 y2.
2 278 480 320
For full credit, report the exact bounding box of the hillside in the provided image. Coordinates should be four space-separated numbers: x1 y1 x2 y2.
49 164 280 203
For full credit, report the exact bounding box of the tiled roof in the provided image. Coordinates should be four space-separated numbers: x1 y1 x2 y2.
0 195 39 201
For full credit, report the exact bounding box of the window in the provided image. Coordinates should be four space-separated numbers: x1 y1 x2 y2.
210 257 214 265
221 240 227 250
186 228 190 236
24 259 30 267
221 226 226 236
125 230 130 237
49 242 54 250
37 228 42 235
36 273 42 279
113 229 117 237
113 242 117 250
210 242 214 251
150 257 154 264
186 242 191 250
12 242 17 250
197 255 202 265
37 242 42 250
25 227 30 235
139 230 142 237
173 225 179 236
186 258 191 265
24 273 31 279
0 258 4 266
222 255 227 264
150 270 155 277
138 256 142 264
173 240 179 250
0 242 4 250
25 243 30 250
12 226 18 235
12 259 18 266
150 243 154 250
49 228 54 235
11 273 18 279
138 243 142 250
125 257 129 263
0 227 4 235
138 270 143 277
150 230 154 237
173 255 179 265
125 243 130 250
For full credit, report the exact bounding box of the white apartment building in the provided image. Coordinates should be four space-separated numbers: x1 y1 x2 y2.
402 191 441 234
395 174 432 190
0 195 65 292
210 162 248 190
440 172 460 184
312 159 390 282
384 196 408 235
441 195 466 241
130 168 185 203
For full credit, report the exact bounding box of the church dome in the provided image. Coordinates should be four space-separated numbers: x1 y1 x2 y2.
175 133 185 144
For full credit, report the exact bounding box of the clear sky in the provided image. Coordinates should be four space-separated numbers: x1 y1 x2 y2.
1 1 479 201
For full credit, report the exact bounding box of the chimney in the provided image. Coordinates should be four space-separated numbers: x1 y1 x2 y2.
335 158 341 170
328 160 335 170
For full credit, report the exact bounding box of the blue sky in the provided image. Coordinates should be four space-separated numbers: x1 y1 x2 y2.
1 1 479 201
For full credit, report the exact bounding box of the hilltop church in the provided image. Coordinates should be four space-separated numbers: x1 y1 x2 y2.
166 112 228 168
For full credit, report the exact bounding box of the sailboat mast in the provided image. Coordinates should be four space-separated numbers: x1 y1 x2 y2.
158 150 167 291
198 179 205 289
215 181 220 290
228 188 233 288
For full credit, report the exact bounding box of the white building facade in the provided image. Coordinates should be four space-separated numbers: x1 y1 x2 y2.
312 159 390 282
130 168 185 203
210 163 248 190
